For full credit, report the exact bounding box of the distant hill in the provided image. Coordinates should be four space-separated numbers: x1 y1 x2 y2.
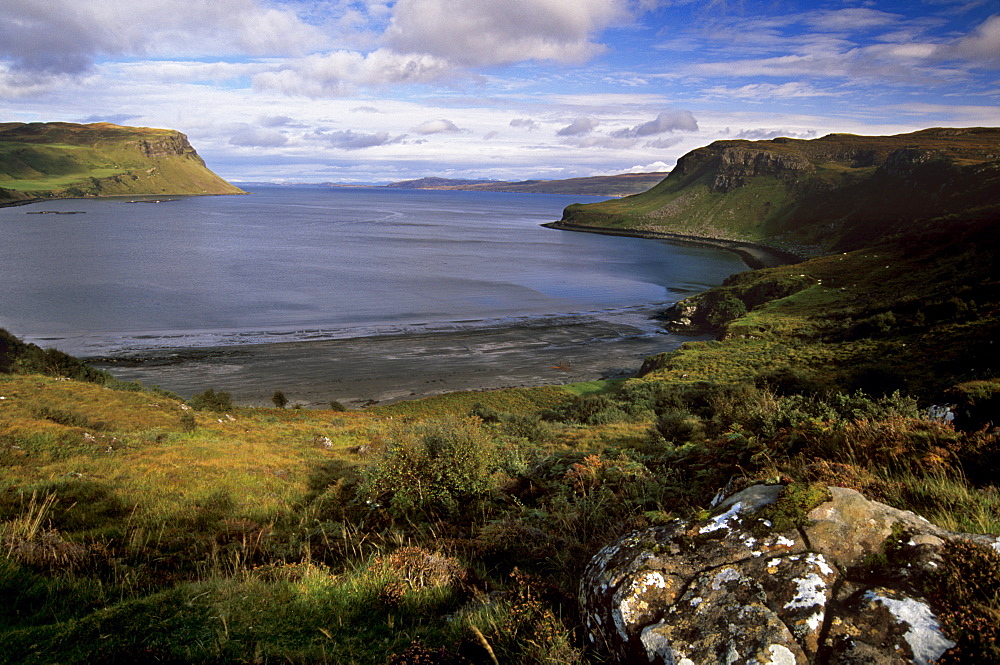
0 122 244 204
558 127 1000 255
384 172 668 197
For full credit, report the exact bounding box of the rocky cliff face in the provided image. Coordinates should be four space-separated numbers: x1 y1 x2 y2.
580 484 1000 664
561 128 1000 253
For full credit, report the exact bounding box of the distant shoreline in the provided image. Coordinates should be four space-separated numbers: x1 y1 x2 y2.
541 221 803 270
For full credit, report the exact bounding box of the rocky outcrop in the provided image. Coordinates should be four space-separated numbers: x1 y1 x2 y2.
711 147 814 193
580 484 1000 664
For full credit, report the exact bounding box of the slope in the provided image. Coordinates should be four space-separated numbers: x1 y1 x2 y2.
559 127 1000 255
0 122 244 203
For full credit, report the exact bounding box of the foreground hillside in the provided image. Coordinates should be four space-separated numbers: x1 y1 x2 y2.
2 127 999 663
0 122 244 203
559 127 1000 255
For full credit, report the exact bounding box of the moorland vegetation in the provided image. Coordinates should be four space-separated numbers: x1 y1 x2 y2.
1 127 998 663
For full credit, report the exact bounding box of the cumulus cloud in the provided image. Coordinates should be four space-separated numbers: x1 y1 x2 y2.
253 49 454 96
383 0 628 67
557 117 599 136
510 118 539 130
229 127 289 147
412 119 463 134
621 161 671 173
610 110 698 138
314 129 406 150
0 0 324 76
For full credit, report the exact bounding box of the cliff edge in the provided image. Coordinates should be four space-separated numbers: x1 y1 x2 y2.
560 127 1000 256
0 122 244 203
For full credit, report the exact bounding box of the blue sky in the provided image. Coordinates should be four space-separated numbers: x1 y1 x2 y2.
2 0 997 183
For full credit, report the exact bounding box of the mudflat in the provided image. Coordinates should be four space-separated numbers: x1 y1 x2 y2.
88 314 699 408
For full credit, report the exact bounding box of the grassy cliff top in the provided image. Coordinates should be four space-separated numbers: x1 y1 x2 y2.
561 127 1000 254
0 121 244 202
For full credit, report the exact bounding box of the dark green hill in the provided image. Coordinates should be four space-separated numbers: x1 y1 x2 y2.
0 122 244 203
559 127 1000 255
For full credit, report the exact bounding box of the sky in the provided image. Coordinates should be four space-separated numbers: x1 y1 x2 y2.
2 0 998 184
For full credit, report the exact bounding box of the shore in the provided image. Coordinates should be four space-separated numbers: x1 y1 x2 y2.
540 221 803 269
89 314 706 409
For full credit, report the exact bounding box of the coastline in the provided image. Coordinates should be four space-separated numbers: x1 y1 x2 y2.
541 221 803 270
87 314 705 408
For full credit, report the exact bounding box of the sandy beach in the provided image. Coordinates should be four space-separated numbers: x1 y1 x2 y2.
88 313 706 408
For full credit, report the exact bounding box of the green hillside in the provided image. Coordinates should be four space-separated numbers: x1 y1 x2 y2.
560 127 1000 255
0 122 244 203
1 127 999 662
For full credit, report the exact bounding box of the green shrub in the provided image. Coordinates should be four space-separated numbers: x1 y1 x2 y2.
188 388 234 412
541 394 628 425
362 417 525 518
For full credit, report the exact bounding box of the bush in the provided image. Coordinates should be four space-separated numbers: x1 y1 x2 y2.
541 394 628 425
362 417 525 518
188 388 234 412
271 390 288 409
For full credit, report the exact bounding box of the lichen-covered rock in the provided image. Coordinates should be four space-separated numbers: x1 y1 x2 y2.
580 484 999 664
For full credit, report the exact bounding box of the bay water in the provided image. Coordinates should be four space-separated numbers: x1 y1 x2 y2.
0 186 747 404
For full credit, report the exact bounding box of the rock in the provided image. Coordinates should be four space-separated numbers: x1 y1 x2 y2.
580 484 999 664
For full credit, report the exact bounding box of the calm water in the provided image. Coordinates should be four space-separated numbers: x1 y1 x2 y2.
0 186 746 357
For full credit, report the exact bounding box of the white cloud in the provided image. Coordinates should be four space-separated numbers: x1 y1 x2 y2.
230 126 289 147
253 49 455 96
804 8 903 33
313 129 406 150
258 115 297 128
643 136 685 149
611 110 699 138
557 117 600 136
937 14 1000 68
705 81 838 100
731 128 818 140
614 160 671 174
412 119 463 134
510 118 540 130
383 0 629 67
0 0 325 76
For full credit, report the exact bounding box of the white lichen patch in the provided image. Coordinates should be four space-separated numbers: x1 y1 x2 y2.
701 502 744 534
614 571 669 639
772 534 796 548
759 644 797 665
864 591 956 664
712 567 742 590
782 554 835 634
639 624 673 663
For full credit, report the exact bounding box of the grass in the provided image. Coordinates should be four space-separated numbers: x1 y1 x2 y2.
1 129 998 660
0 122 243 199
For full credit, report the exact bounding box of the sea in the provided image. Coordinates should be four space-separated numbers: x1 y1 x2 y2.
0 186 747 403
